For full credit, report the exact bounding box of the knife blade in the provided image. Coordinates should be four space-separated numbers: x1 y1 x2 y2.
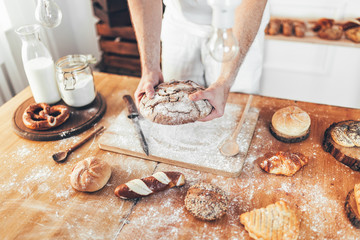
123 95 149 156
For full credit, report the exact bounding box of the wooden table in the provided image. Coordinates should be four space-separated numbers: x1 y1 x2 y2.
1 72 360 239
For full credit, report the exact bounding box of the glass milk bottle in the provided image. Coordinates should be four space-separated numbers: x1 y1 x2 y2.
16 24 61 104
55 55 96 107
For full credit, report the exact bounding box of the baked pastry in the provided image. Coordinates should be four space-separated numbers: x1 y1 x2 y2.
269 106 311 143
355 183 360 216
282 19 293 36
345 185 360 229
293 20 306 37
70 157 111 192
330 121 360 147
23 103 70 130
139 80 213 125
259 151 309 176
114 171 185 199
342 19 360 43
312 18 343 40
240 201 300 240
323 120 360 172
184 182 228 221
265 19 281 35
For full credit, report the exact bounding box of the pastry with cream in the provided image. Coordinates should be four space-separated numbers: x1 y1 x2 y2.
270 106 311 143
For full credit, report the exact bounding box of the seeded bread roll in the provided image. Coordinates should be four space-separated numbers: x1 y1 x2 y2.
184 182 228 221
70 157 111 192
139 80 213 125
270 106 311 143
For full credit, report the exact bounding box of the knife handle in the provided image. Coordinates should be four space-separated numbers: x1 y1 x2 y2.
123 95 139 117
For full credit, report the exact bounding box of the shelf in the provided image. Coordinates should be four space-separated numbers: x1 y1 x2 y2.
265 18 360 48
265 34 360 48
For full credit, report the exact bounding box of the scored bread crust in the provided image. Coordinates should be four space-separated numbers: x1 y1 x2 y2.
270 106 311 143
139 80 213 125
240 201 300 240
70 157 111 192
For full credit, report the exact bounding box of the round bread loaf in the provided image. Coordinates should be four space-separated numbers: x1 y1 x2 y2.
270 106 311 143
139 80 213 125
184 182 228 221
70 157 111 192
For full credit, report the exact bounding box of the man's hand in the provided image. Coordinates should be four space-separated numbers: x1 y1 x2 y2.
134 70 164 106
188 80 231 122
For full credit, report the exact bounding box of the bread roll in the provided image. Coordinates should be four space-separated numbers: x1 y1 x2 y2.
265 19 281 35
139 80 213 125
293 21 306 37
270 106 311 143
70 157 111 192
184 182 228 221
282 19 293 36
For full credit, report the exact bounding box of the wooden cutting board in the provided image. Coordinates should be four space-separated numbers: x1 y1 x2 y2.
98 104 259 177
12 92 106 141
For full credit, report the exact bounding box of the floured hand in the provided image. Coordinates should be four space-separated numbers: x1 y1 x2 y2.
189 81 230 122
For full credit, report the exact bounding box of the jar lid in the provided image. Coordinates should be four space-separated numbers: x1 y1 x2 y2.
55 54 96 73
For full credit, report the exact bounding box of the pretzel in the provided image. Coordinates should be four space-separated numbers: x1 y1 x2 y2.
114 171 186 199
22 103 70 130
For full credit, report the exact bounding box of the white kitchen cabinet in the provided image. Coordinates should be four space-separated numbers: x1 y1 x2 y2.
260 0 360 108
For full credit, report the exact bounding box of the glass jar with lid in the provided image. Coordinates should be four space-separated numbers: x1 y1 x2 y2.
55 55 96 107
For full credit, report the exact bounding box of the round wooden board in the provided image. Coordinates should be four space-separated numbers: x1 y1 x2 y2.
12 92 106 141
323 120 360 171
345 189 360 229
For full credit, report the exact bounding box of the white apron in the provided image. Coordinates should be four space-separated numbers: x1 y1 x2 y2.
161 0 270 94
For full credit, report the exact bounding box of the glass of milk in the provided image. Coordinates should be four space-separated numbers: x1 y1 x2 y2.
16 24 61 104
55 55 96 107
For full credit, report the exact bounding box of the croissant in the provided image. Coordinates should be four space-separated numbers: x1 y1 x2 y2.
114 171 185 199
259 151 308 176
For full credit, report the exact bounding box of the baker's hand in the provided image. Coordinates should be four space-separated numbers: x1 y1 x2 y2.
134 70 164 106
188 81 231 122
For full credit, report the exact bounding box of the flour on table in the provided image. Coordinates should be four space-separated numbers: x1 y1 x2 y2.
100 104 259 175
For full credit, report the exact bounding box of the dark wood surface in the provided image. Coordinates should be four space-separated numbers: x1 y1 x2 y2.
12 93 106 141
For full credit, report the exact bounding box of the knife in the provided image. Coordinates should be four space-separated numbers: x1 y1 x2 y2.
123 95 149 156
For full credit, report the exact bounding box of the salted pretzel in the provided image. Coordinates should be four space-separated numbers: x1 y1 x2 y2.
22 103 70 130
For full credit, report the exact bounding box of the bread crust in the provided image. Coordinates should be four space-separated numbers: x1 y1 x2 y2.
70 157 111 192
184 182 228 221
22 103 70 130
270 106 311 143
114 171 185 199
259 151 309 176
139 80 213 125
